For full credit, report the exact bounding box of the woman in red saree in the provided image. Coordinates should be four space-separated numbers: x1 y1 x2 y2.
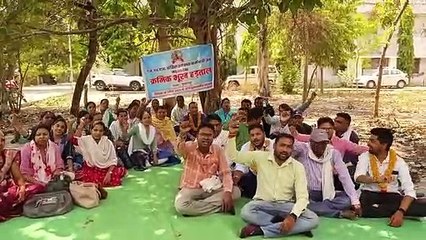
0 131 44 222
73 121 126 187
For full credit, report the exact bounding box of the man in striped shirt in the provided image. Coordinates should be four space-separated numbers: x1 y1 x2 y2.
174 122 240 216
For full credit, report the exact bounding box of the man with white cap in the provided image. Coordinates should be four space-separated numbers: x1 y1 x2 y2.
293 128 361 219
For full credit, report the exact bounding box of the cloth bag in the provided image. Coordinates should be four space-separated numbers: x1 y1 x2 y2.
199 176 223 193
69 181 100 209
23 190 73 218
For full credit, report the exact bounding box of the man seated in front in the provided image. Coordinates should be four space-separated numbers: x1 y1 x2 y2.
293 129 361 219
235 124 274 199
174 122 240 216
355 128 426 227
226 123 319 238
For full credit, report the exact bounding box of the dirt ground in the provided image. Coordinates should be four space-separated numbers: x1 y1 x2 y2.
1 87 425 190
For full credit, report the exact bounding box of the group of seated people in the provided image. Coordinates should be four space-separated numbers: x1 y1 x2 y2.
171 95 426 238
1 96 182 222
1 93 425 239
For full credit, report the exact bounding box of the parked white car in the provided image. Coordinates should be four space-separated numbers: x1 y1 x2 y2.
91 69 144 91
225 65 278 90
353 68 408 89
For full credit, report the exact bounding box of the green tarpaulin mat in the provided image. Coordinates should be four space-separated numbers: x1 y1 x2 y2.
1 167 424 240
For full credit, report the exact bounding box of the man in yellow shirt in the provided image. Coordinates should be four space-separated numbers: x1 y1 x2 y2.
226 123 319 238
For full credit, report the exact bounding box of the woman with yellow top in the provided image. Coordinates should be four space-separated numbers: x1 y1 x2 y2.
150 106 180 166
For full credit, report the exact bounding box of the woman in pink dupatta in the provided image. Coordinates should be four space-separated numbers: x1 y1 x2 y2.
20 125 64 185
73 121 126 187
0 131 44 222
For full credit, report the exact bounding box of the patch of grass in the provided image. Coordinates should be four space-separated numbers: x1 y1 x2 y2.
31 94 72 109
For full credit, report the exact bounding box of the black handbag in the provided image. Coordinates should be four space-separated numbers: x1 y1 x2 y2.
23 190 73 218
46 173 72 193
131 148 153 171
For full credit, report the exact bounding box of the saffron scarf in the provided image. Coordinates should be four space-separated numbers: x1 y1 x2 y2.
151 116 176 142
369 149 398 192
30 140 58 184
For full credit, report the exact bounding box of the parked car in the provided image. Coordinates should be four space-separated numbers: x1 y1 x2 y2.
353 68 408 89
225 65 278 90
91 69 144 91
38 74 58 85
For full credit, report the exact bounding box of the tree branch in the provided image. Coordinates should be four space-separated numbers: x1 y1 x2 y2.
8 17 187 41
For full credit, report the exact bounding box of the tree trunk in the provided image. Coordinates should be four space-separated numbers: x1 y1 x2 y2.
302 56 309 102
258 20 270 97
374 0 409 118
148 0 175 115
189 2 221 113
157 27 175 115
70 7 99 116
307 64 318 97
320 67 324 94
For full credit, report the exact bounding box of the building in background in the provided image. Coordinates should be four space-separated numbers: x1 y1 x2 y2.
317 0 426 87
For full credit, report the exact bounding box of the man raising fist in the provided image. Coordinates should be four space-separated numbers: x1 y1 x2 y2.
174 121 240 216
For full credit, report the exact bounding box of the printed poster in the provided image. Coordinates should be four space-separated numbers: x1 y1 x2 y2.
141 44 214 99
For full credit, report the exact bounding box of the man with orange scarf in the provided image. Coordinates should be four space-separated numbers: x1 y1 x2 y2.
355 128 426 227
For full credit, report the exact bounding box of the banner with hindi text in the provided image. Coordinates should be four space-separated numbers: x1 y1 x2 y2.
141 44 214 99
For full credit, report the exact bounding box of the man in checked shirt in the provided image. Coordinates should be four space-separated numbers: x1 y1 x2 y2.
174 121 241 216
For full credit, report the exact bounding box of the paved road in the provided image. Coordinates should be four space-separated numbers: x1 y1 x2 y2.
22 83 147 104
23 83 76 103
22 84 426 104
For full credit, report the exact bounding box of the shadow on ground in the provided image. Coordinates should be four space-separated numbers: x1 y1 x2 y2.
0 167 424 240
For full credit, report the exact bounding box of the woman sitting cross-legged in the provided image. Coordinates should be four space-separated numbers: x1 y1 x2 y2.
127 111 158 170
1 131 44 222
73 121 126 187
20 125 65 185
151 106 181 166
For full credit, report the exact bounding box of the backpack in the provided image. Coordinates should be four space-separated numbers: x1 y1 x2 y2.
23 191 73 218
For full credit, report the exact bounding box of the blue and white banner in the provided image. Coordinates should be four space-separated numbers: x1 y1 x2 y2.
141 44 214 99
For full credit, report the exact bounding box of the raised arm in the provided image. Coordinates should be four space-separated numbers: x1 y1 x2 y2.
136 98 150 120
225 137 264 167
294 91 316 113
342 139 369 156
264 114 279 125
175 121 192 158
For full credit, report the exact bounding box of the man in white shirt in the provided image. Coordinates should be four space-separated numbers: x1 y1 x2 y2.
237 124 274 199
355 128 426 227
206 114 248 188
171 95 188 132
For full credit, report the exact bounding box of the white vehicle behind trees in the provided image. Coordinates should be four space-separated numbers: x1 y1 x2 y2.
91 69 145 91
353 68 409 89
225 65 278 90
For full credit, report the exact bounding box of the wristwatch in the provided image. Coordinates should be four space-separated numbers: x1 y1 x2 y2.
290 213 298 220
397 208 406 215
